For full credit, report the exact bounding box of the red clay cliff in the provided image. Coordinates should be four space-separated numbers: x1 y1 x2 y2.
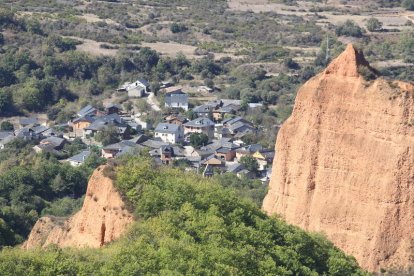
263 44 414 271
23 166 134 249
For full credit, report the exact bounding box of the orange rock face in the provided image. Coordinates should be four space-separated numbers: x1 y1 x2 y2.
263 44 414 271
23 166 134 249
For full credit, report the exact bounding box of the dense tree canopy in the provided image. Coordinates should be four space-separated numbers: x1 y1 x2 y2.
0 157 365 275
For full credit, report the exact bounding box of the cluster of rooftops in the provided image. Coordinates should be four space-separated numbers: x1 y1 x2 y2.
0 80 272 179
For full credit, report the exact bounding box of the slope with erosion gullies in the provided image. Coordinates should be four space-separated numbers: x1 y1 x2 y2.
263 44 414 272
3 157 365 275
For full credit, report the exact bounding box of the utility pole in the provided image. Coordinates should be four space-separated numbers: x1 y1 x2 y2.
326 34 330 62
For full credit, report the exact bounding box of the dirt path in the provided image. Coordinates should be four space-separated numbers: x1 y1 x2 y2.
147 93 161 111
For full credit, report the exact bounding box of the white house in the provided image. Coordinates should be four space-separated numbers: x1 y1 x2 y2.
126 79 150 98
165 90 188 111
154 123 184 144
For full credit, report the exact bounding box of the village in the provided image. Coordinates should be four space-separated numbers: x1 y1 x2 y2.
0 79 274 182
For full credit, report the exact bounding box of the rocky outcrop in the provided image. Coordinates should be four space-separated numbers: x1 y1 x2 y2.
263 44 414 271
23 166 134 249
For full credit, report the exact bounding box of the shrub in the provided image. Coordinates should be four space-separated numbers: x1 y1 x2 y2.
335 20 364 37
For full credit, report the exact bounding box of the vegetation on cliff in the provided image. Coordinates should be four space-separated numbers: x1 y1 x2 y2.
0 139 104 247
0 157 365 275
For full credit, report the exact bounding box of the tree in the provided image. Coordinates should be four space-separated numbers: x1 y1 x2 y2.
402 0 414 10
189 133 208 148
170 23 188 33
335 20 364 37
0 67 16 87
0 121 14 131
240 155 259 174
0 89 13 115
94 125 120 146
366 18 383 32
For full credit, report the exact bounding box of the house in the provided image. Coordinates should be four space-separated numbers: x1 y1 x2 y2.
84 114 127 138
235 144 263 161
236 169 256 179
33 136 66 155
105 103 121 115
19 117 39 128
162 86 182 94
127 85 146 98
15 127 41 141
116 82 131 92
77 105 97 118
154 123 184 144
141 138 170 149
71 116 95 137
218 116 256 138
197 86 213 93
252 150 275 170
0 131 14 141
101 140 145 159
215 147 236 162
192 104 213 118
226 162 245 174
160 81 172 89
149 145 175 165
212 104 240 122
165 90 188 111
66 150 91 167
0 134 15 149
183 118 215 140
136 79 150 92
0 132 15 149
165 114 188 126
202 154 224 167
127 79 150 93
39 136 66 150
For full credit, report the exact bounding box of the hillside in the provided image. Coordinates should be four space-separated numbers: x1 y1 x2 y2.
0 157 365 275
263 44 414 271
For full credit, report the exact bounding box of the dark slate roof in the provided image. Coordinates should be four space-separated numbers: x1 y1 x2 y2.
236 144 263 153
67 150 91 163
19 117 39 126
85 114 125 131
227 163 245 173
0 131 14 140
77 105 96 117
32 125 49 135
193 104 213 113
0 135 16 145
216 104 240 113
216 147 231 154
128 134 148 144
137 79 149 87
40 136 66 148
172 146 185 157
229 121 255 132
103 141 145 157
142 139 170 149
165 91 188 105
222 116 251 126
184 118 215 128
165 114 187 123
73 116 95 124
155 123 181 134
201 138 239 152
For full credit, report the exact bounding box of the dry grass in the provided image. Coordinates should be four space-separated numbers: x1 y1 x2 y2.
141 42 198 58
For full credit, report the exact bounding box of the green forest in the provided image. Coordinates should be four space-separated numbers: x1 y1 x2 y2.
0 157 366 275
